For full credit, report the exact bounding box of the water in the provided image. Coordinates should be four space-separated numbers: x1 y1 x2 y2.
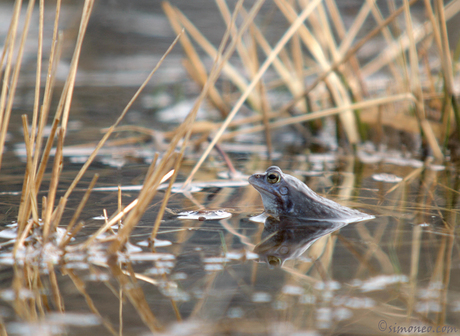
1 1 460 335
1 155 458 335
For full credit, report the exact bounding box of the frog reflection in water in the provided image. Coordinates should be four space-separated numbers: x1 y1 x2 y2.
254 216 348 268
249 166 374 267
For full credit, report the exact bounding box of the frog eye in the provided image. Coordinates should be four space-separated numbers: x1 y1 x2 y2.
266 172 280 184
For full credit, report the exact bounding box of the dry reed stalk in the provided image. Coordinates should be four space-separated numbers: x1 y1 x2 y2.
13 0 83 242
216 0 254 73
0 15 13 79
16 171 31 239
62 0 95 138
183 0 323 188
422 0 443 70
384 166 424 196
106 150 177 252
163 2 262 111
30 0 45 153
435 0 460 141
13 219 35 256
404 0 443 160
0 0 25 169
59 222 84 249
35 0 93 196
259 81 274 159
42 129 64 242
163 3 228 117
362 1 459 78
64 174 99 237
20 115 39 224
221 93 416 139
243 7 306 108
316 3 340 64
436 0 454 97
282 0 419 118
291 30 304 88
33 14 62 191
149 156 182 242
368 0 406 86
144 152 160 185
118 286 123 336
23 1 58 220
276 0 360 145
324 0 367 96
338 1 371 55
81 199 139 249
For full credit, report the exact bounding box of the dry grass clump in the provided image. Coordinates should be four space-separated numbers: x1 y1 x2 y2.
164 0 459 170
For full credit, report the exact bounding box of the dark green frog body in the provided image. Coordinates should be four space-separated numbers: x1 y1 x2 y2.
249 166 374 221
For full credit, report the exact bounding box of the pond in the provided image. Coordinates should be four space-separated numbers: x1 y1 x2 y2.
0 0 459 335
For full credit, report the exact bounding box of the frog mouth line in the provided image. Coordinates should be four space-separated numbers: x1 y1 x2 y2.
249 183 277 198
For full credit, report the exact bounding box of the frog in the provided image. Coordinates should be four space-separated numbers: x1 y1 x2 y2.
248 166 374 221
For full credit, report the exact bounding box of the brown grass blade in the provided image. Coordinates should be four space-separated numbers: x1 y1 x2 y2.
0 0 35 170
162 3 228 117
404 0 443 160
163 2 262 111
64 174 99 237
81 199 139 249
33 0 62 182
30 0 45 154
43 128 64 242
20 115 39 224
222 93 416 139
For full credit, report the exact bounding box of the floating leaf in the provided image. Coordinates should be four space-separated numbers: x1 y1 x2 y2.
177 210 232 220
372 173 403 183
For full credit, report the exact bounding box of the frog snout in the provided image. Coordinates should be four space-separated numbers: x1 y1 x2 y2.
248 174 262 184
